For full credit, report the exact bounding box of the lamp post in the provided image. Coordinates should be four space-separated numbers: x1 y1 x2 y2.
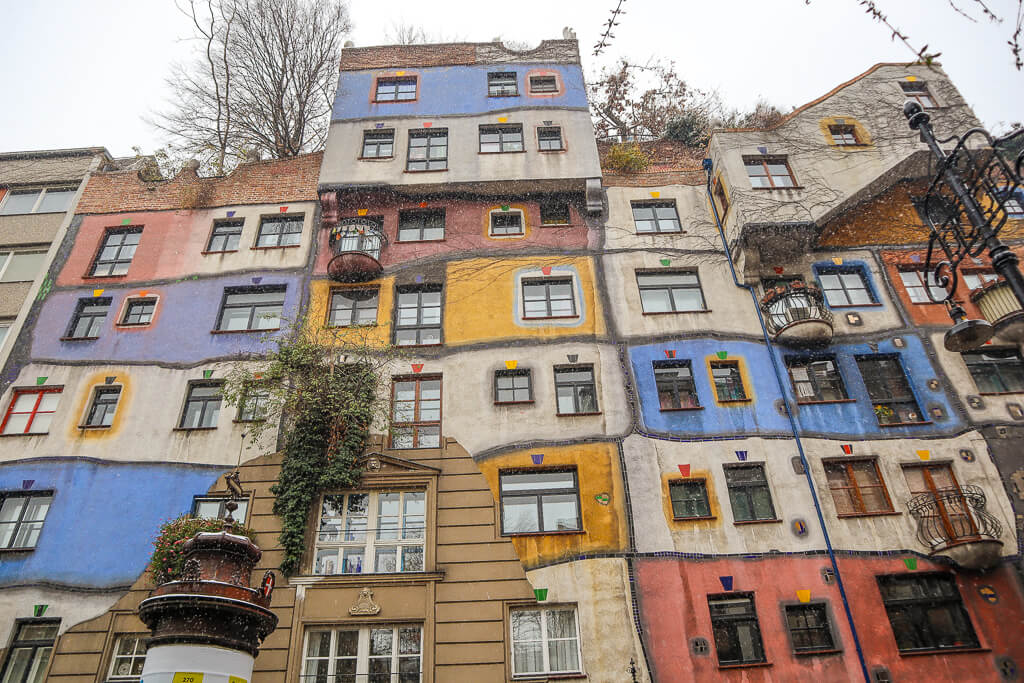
903 101 1024 351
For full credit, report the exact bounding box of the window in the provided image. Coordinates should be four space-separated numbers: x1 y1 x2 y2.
713 179 730 216
877 574 978 652
499 470 580 533
828 124 860 145
785 604 835 653
479 125 524 153
963 348 1024 393
710 361 747 402
66 297 111 339
206 219 243 253
744 156 796 188
107 635 147 681
631 201 681 234
394 285 442 346
90 228 141 277
1003 191 1024 216
0 493 53 549
724 464 776 522
406 130 447 171
0 251 47 283
179 382 222 429
554 366 598 415
637 270 705 313
488 71 518 97
824 458 893 515
120 298 156 326
216 286 285 331
397 210 444 241
0 620 59 683
331 225 384 259
0 320 10 347
1 388 61 435
962 272 998 290
329 288 379 327
495 369 532 404
899 270 946 304
654 360 700 409
510 607 582 677
669 480 712 519
255 215 302 248
856 355 925 425
522 278 576 319
903 463 977 546
391 376 441 448
708 594 766 666
529 75 558 93
193 496 249 522
83 386 120 427
786 356 848 402
900 81 936 108
538 127 563 151
375 77 417 102
0 187 75 215
817 266 874 306
238 385 270 422
540 201 570 226
362 130 394 158
313 490 425 574
302 626 422 683
490 210 524 236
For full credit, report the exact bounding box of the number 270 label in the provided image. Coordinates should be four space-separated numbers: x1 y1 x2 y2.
172 674 204 683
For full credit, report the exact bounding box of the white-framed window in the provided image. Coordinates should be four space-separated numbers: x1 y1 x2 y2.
510 606 582 677
899 270 947 303
107 635 148 681
489 209 524 237
0 250 47 283
192 496 249 522
0 492 54 549
962 272 999 290
0 186 76 215
314 491 425 575
301 625 422 683
0 319 12 347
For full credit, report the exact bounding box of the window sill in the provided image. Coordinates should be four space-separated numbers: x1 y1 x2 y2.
634 231 684 236
232 419 265 424
716 398 752 405
794 649 842 657
836 511 901 518
0 546 38 553
539 223 572 228
642 309 711 316
0 432 48 438
898 646 990 657
488 233 526 239
77 424 111 430
115 323 153 328
172 427 218 432
828 303 883 309
733 518 782 525
555 412 602 417
251 244 302 251
394 238 446 244
393 342 443 348
795 399 857 405
487 93 519 98
512 674 587 681
751 186 805 191
210 328 281 334
478 150 528 155
326 323 379 330
978 390 1024 396
503 529 585 538
357 156 395 161
495 401 535 406
60 336 98 342
538 148 567 154
290 570 446 586
523 315 581 321
673 515 716 521
403 168 448 174
659 406 704 412
878 420 933 428
201 249 240 255
81 274 128 280
718 661 771 670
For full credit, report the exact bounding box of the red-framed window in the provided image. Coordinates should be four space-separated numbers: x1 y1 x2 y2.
1 388 62 435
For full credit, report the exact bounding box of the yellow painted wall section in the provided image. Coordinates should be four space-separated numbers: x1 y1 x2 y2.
306 276 395 348
660 470 723 531
477 442 628 570
444 256 605 346
65 369 134 441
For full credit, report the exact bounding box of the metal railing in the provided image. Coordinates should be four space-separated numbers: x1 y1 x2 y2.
759 283 834 338
907 484 1002 552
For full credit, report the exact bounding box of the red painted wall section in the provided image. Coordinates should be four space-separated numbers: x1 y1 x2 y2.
58 211 186 286
635 556 1024 682
314 192 592 274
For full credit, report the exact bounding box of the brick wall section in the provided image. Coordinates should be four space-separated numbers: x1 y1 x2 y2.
338 39 579 71
75 152 322 215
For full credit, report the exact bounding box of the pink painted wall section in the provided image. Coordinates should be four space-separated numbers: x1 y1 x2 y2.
313 193 592 274
635 556 1024 682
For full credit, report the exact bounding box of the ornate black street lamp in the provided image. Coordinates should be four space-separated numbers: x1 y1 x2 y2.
903 101 1024 351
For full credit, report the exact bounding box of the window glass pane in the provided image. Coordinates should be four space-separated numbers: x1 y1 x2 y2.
1 252 46 282
502 497 540 533
1 191 42 215
36 189 76 213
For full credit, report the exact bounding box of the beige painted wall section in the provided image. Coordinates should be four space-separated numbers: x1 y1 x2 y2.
526 559 651 683
602 184 719 252
930 330 1024 425
0 363 277 466
0 212 64 247
320 110 600 188
0 282 32 317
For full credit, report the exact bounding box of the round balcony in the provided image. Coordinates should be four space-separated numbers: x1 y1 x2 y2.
971 279 1024 343
760 283 834 347
908 485 1004 571
327 219 387 283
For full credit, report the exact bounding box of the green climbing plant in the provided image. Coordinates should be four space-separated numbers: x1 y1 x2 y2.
221 319 398 575
150 515 259 585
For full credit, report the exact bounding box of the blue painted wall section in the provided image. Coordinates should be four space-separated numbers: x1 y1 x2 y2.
332 65 589 121
0 459 226 589
29 273 303 364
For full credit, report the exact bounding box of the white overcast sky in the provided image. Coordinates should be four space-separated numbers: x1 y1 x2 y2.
0 0 1020 158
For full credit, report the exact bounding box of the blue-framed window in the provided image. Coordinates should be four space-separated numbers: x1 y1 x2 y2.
814 264 877 307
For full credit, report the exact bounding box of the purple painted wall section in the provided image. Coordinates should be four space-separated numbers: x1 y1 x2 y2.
30 273 303 364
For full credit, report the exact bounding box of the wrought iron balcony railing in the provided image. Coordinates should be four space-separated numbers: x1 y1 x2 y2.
327 219 388 283
907 484 1002 568
759 283 834 346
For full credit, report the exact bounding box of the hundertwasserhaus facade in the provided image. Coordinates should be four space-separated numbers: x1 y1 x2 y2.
0 35 1022 683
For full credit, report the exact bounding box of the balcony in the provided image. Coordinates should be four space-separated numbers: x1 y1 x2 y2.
760 282 834 346
907 485 1003 570
327 219 387 283
971 279 1024 343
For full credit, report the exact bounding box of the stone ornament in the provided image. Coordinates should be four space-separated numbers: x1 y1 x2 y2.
365 456 382 472
350 587 381 616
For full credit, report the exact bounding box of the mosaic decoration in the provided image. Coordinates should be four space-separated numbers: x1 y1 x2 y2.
735 450 748 461
34 275 53 302
757 146 768 155
251 277 263 284
978 585 999 604
139 290 149 297
845 312 863 326
831 257 844 265
595 493 610 505
664 349 676 359
567 354 578 363
967 395 985 409
660 258 671 266
93 289 104 297
715 351 728 360
279 206 288 213
773 266 784 275
689 637 710 656
820 567 835 584
121 218 131 225
411 364 423 373
916 449 931 461
374 122 384 129
500 205 510 211
867 341 879 352
959 449 976 463
419 202 428 208
505 360 518 369
791 456 806 475
422 122 432 128
927 378 940 390
226 211 236 217
22 480 34 490
893 337 906 348
1008 403 1024 420
35 377 47 385
415 275 424 283
796 590 811 603
33 605 48 617
719 576 733 591
541 266 552 275
104 376 116 384
910 253 922 262
996 656 1017 680
203 370 214 379
791 518 809 537
903 557 917 570
841 444 853 455
533 588 548 601
531 453 544 465
649 191 660 198
677 464 691 477
357 209 368 216
498 117 508 123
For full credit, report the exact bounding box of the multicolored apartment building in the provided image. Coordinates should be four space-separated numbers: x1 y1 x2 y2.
1 34 1023 683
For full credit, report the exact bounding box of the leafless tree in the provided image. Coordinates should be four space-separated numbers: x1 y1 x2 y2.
151 0 352 175
383 21 464 45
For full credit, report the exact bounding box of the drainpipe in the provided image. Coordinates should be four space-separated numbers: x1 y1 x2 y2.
703 158 871 683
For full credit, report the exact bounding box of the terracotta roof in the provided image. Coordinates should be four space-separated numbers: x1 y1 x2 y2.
75 151 323 214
